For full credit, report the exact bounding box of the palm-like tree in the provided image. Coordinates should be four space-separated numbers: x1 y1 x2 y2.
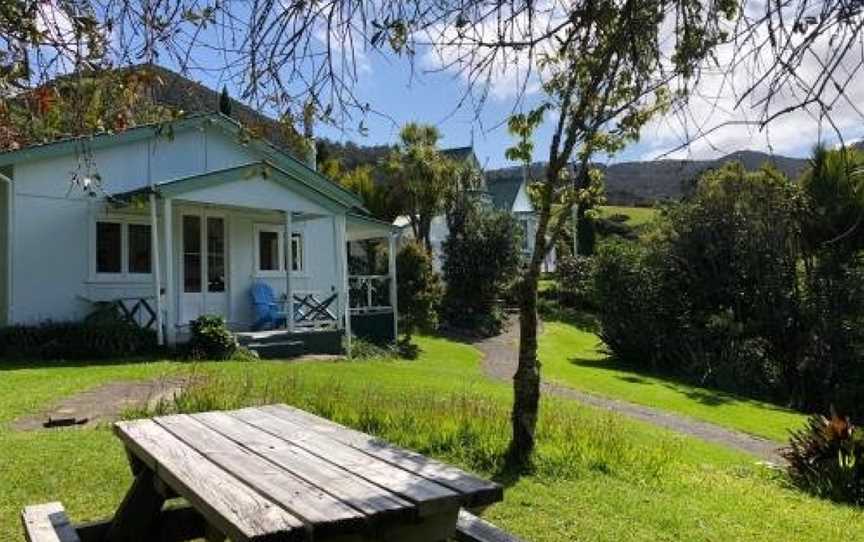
800 145 864 257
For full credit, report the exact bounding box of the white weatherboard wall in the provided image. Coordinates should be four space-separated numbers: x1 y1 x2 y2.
0 177 8 326
7 123 341 328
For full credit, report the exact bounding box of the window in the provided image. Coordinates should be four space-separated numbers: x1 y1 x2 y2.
95 219 153 278
207 217 226 292
520 218 531 251
127 224 152 274
96 222 122 274
183 215 202 293
258 230 280 271
290 232 304 272
255 225 303 274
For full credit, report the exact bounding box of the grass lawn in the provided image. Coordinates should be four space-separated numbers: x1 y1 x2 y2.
538 321 808 442
1 336 860 541
599 205 658 227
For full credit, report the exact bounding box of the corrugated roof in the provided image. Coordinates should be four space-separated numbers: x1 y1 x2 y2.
0 113 367 212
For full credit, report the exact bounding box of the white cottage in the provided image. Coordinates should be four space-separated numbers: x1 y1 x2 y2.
0 113 398 352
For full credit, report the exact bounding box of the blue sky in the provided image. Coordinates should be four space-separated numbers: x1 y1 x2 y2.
189 37 864 170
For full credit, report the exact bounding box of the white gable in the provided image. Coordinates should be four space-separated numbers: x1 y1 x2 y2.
11 123 258 199
177 174 330 215
512 181 534 213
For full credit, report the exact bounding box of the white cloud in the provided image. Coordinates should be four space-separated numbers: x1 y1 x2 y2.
418 2 565 101
423 2 864 159
641 12 864 159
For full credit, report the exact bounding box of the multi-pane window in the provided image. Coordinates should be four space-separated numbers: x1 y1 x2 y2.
290 232 303 272
95 220 152 276
96 222 123 274
255 225 303 274
258 230 280 271
127 224 152 274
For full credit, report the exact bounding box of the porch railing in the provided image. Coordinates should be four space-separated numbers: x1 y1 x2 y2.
89 297 158 330
349 275 393 313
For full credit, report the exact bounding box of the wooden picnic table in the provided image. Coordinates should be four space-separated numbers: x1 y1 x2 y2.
100 404 504 542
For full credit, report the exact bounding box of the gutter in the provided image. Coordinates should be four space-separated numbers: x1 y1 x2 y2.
0 170 12 324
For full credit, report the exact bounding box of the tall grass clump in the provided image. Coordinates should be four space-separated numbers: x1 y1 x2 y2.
137 367 678 484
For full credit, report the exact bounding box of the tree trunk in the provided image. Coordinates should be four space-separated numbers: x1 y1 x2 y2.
418 217 433 254
508 189 552 466
508 265 542 465
577 204 596 256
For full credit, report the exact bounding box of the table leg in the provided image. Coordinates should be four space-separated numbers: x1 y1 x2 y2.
105 468 166 542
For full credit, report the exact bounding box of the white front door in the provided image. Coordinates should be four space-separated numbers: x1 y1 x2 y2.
180 211 229 324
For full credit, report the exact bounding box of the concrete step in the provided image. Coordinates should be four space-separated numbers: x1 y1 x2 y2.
236 330 297 346
246 340 307 359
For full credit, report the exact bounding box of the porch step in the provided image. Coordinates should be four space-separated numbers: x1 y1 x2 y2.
234 329 345 359
236 330 299 346
246 341 306 359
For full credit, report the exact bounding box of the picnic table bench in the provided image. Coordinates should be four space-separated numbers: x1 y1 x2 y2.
22 404 522 542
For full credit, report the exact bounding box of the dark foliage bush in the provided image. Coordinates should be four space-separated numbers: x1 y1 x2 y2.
783 413 864 505
596 158 864 418
594 241 670 370
595 163 804 397
441 197 522 337
396 241 443 339
0 320 158 361
797 258 864 414
556 255 597 309
187 315 238 360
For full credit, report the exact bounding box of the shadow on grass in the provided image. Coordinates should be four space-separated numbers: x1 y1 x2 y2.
568 354 795 413
0 355 172 371
539 308 601 334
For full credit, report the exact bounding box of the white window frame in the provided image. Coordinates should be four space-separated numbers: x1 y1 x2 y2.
290 231 304 273
254 223 305 277
90 215 154 282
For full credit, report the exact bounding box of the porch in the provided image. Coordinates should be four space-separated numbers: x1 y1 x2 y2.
101 161 398 353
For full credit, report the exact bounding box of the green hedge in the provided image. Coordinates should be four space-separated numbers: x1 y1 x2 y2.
0 321 158 361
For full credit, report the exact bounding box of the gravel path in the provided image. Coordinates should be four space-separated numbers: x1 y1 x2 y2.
475 318 783 463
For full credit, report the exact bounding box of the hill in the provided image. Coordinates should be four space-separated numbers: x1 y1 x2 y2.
486 151 809 205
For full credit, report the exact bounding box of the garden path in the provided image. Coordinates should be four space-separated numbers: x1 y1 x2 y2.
475 318 783 462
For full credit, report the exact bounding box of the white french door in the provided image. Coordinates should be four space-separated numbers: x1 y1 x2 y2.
180 211 229 324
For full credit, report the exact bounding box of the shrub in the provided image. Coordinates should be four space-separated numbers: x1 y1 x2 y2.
595 163 803 395
0 320 158 361
348 338 400 360
396 241 443 339
555 255 597 309
594 241 670 370
187 315 238 360
783 412 864 505
440 196 522 336
797 257 864 415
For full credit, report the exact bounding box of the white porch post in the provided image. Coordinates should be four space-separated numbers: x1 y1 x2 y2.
0 172 13 325
149 193 164 346
388 233 399 341
333 214 351 350
284 211 295 332
162 198 175 345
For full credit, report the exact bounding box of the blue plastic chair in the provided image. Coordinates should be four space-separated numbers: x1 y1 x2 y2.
251 282 287 331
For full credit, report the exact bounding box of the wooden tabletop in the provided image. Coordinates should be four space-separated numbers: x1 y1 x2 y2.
113 404 503 542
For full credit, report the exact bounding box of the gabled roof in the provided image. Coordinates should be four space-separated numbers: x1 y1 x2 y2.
441 146 475 162
110 161 355 214
0 113 367 212
485 172 524 211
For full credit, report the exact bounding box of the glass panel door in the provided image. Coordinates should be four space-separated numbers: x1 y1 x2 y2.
207 217 226 293
183 215 202 293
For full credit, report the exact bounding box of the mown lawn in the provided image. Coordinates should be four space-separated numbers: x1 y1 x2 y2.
539 321 808 442
599 205 658 227
0 335 859 541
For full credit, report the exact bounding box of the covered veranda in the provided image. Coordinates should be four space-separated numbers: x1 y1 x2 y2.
106 161 398 353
